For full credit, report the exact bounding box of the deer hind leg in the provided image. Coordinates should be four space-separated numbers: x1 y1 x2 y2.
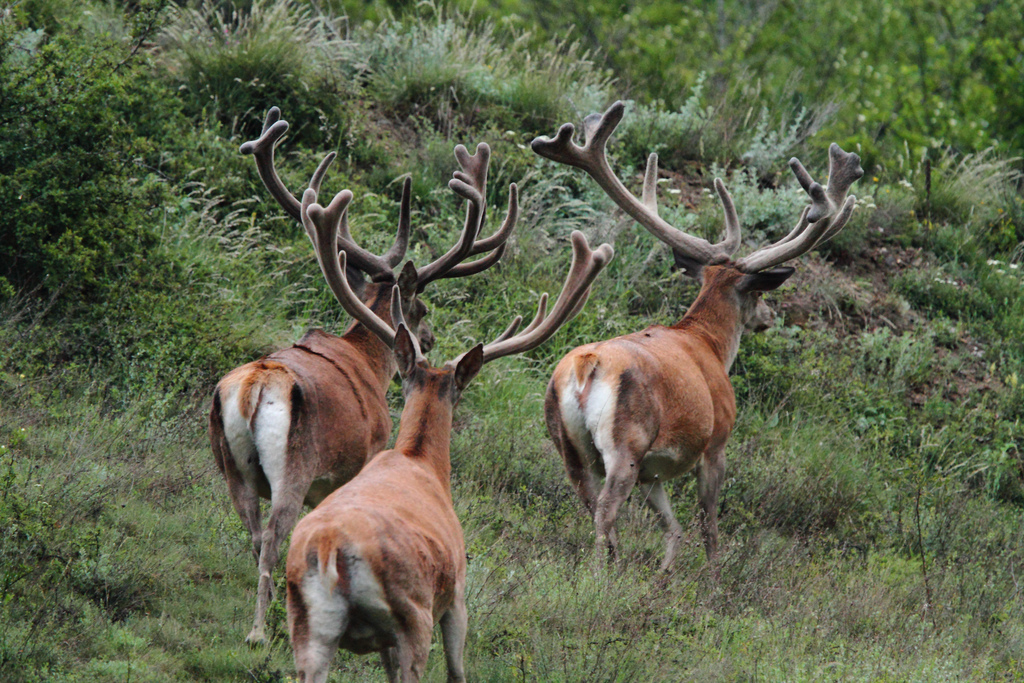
227 475 263 564
546 382 600 515
248 487 305 645
395 608 434 682
638 481 684 572
289 572 345 683
380 647 400 683
212 389 264 562
247 384 306 645
439 592 468 683
592 452 640 566
696 440 726 567
556 431 599 516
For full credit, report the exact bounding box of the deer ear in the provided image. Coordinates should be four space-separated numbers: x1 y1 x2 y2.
397 261 418 297
672 249 704 280
394 325 418 379
454 344 484 392
737 266 796 293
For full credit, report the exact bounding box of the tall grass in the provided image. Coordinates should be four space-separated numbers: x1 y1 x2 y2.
914 148 1024 254
159 0 350 140
358 6 611 133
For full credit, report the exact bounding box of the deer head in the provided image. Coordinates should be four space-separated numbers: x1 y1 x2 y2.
532 100 864 328
242 107 520 351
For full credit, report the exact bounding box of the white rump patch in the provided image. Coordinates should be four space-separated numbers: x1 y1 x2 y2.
253 383 291 500
346 553 394 637
560 376 617 471
220 386 257 486
302 567 348 660
583 379 618 470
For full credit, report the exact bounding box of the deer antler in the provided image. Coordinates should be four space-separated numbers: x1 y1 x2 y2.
415 143 519 290
302 187 403 348
301 151 523 352
532 101 739 266
242 107 410 281
735 143 863 272
534 102 864 274
447 231 614 366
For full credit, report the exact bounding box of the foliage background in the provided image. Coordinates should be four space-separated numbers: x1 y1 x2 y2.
1 0 1023 680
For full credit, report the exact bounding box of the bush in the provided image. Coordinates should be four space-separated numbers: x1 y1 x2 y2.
613 75 713 169
912 148 1023 253
0 25 164 299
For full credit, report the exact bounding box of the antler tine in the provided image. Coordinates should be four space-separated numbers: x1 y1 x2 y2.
414 176 483 290
383 177 413 268
735 143 863 273
490 315 524 345
329 208 392 280
244 106 408 281
823 143 865 214
453 142 490 200
772 205 812 248
812 195 858 247
519 293 549 336
302 188 397 348
714 178 742 253
469 182 518 255
532 101 736 265
241 107 337 224
416 143 503 290
433 181 519 281
563 286 592 323
642 154 659 212
460 231 613 365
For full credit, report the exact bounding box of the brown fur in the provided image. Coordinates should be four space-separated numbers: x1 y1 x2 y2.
285 341 480 683
546 264 785 571
209 282 430 645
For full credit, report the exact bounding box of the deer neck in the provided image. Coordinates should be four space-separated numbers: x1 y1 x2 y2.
671 281 744 372
392 387 455 486
341 288 400 387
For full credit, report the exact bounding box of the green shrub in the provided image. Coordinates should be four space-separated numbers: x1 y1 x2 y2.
159 0 349 143
614 75 713 169
0 26 163 298
915 148 1022 240
857 327 935 394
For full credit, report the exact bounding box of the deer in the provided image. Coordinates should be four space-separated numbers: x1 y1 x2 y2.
284 186 613 682
532 101 863 572
209 107 518 644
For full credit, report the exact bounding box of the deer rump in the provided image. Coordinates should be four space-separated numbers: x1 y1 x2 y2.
547 328 732 481
211 328 392 509
286 456 464 654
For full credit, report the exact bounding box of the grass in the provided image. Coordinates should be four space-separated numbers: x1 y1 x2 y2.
159 0 350 142
5 155 1024 682
359 5 610 134
3 345 1023 681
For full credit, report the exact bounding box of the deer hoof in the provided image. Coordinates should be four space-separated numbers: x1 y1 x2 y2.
245 627 268 647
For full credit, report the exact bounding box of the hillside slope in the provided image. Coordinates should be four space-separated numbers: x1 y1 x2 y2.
1 2 1023 681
